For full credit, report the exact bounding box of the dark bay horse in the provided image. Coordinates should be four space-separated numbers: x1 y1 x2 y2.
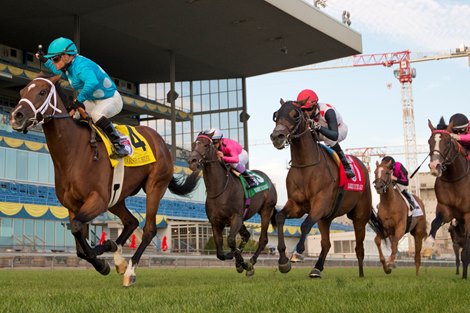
427 119 470 279
373 159 426 275
187 133 277 276
10 75 200 286
449 219 464 275
270 100 384 278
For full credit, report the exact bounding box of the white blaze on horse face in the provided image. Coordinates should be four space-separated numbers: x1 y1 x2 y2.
377 166 384 180
27 83 36 92
429 134 442 175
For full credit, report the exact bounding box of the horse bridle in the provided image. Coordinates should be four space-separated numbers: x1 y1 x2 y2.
431 130 469 181
193 135 231 199
17 78 66 129
373 165 394 194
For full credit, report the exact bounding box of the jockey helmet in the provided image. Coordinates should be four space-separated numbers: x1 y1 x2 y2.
205 128 223 141
44 37 78 58
296 89 319 109
449 113 469 133
382 156 395 168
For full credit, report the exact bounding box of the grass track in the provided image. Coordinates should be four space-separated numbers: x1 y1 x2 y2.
1 266 470 313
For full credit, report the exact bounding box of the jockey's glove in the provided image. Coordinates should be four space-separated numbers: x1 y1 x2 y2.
312 121 322 130
67 99 85 112
36 51 48 64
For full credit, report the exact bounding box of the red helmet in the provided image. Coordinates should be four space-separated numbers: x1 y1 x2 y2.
296 89 319 109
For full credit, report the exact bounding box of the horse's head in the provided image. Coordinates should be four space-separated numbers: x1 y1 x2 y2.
428 118 462 177
187 133 218 171
373 159 394 194
10 75 65 133
270 99 309 149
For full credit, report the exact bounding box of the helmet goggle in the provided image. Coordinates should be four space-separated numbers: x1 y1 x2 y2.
453 125 468 134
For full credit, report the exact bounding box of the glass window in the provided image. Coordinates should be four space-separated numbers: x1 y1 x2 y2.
5 148 17 179
210 80 218 93
38 154 50 184
193 81 201 96
147 83 156 100
210 93 219 110
193 95 202 112
35 220 45 244
201 81 210 94
0 148 5 178
211 113 220 129
24 219 34 238
220 112 229 130
201 94 210 111
13 219 23 243
229 111 238 129
16 150 28 180
219 92 228 109
55 222 65 247
219 79 228 92
1 218 13 237
194 115 202 133
45 221 55 249
228 91 238 108
28 152 39 182
228 79 237 91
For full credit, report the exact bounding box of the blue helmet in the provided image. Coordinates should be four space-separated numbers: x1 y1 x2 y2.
44 37 78 58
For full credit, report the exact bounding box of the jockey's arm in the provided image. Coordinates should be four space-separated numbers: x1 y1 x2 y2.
317 109 339 141
42 60 67 80
222 150 240 164
456 133 470 143
76 67 100 103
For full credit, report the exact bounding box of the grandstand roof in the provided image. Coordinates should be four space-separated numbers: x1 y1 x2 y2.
0 0 362 83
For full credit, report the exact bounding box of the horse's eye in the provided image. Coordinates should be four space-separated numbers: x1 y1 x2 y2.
39 89 47 96
272 111 278 122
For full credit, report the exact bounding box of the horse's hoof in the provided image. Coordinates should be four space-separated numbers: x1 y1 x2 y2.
279 261 292 274
123 275 136 287
97 260 110 276
290 252 304 263
385 268 392 275
309 268 322 278
246 268 255 277
106 240 118 253
115 261 127 275
236 265 244 273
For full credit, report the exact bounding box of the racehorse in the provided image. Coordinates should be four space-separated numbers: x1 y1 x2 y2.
428 118 470 279
448 219 464 275
270 99 384 278
10 75 200 286
373 159 426 275
187 132 277 276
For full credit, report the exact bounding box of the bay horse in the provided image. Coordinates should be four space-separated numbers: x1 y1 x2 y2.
270 99 384 278
428 118 470 279
187 132 277 276
10 75 200 286
373 159 426 275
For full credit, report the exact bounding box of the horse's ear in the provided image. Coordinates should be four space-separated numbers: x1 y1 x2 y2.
49 75 61 84
428 119 435 131
280 98 284 105
297 99 307 106
376 160 379 167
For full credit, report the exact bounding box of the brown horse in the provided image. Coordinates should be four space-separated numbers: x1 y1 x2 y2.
428 118 470 279
270 100 384 278
10 75 200 286
187 133 277 276
373 159 426 275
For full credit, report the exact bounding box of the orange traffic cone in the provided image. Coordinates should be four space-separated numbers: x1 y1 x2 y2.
99 231 106 245
129 234 137 249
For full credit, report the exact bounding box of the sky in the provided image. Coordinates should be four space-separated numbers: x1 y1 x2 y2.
246 0 470 206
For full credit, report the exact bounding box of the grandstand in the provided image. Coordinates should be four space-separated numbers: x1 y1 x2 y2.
0 1 360 257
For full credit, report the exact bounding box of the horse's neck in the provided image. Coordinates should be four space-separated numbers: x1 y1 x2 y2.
382 185 400 203
202 158 229 193
290 131 323 165
42 118 87 166
442 154 469 180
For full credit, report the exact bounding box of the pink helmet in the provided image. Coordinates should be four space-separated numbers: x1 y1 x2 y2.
297 89 319 109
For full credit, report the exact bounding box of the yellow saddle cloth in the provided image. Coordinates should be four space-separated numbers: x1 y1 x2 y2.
93 124 156 168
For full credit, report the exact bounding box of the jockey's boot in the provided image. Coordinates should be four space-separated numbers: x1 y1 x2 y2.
95 116 130 158
332 143 355 179
242 171 259 188
401 190 423 217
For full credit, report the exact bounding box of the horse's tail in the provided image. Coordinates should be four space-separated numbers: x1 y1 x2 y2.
270 209 278 230
368 207 386 240
168 170 201 196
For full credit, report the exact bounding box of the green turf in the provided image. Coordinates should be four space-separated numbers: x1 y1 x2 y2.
1 266 469 313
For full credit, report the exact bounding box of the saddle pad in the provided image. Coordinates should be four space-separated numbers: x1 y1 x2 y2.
246 170 270 197
94 124 156 168
320 145 365 192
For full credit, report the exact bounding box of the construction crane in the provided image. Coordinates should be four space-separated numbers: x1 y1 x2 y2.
284 46 470 196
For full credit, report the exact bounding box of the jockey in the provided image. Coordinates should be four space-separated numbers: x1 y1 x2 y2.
382 156 423 217
296 89 355 178
36 37 131 158
204 128 259 188
449 113 470 152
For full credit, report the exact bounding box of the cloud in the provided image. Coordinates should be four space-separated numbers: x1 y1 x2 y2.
323 0 470 51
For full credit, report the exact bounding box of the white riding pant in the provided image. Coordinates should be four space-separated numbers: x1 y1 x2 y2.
80 91 123 123
229 149 249 170
320 123 348 147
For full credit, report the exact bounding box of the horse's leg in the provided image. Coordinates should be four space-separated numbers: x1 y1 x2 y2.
124 177 167 287
291 215 315 263
454 244 461 275
237 225 251 274
387 234 400 270
68 198 110 275
309 220 332 278
412 217 426 276
352 217 368 278
212 224 231 260
374 234 390 274
276 207 290 273
246 207 272 276
429 212 443 240
461 215 470 279
227 215 245 272
108 201 139 274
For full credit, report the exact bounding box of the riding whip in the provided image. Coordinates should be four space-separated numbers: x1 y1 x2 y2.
410 154 430 179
